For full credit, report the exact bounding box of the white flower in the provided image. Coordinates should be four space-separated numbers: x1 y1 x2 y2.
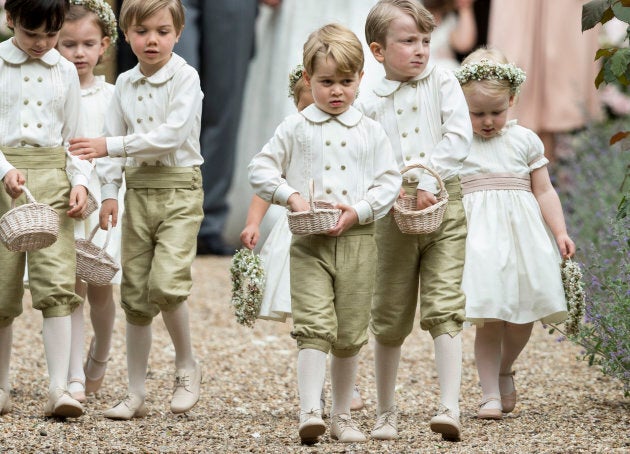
230 248 265 328
455 59 526 94
561 259 586 336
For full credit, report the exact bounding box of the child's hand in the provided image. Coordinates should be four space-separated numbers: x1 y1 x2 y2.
69 137 108 160
99 199 118 228
2 169 26 198
556 234 576 260
416 189 438 210
67 185 88 218
328 203 358 236
240 223 260 249
287 192 310 213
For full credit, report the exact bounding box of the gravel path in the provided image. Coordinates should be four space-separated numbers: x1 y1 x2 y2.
0 256 628 453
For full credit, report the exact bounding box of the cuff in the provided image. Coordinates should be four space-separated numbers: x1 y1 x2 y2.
101 183 119 201
352 200 374 225
106 136 126 158
71 173 89 188
272 183 299 206
418 173 439 194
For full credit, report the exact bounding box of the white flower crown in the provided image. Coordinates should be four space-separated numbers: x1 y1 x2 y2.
69 0 118 44
455 59 526 94
288 64 304 99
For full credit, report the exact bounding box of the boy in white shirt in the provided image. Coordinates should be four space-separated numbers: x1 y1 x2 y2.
248 23 400 445
70 0 203 420
359 0 473 441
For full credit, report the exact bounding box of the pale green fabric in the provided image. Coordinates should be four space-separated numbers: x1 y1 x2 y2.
290 223 376 357
121 167 203 325
0 149 81 325
370 178 467 343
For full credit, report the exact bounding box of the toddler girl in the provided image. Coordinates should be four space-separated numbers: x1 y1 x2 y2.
455 48 575 419
57 0 120 403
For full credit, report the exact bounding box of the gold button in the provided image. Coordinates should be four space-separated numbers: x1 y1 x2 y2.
326 188 332 194
37 77 43 82
405 155 411 161
325 140 331 146
402 132 408 138
325 165 331 170
341 165 346 170
342 190 347 195
397 109 403 115
419 152 425 157
23 123 28 128
137 118 142 123
411 82 417 88
341 141 346 147
138 96 143 101
23 99 29 105
415 127 419 133
37 123 42 128
149 93 153 98
23 76 29 82
140 80 146 85
149 116 154 121
37 101 42 106
412 106 418 111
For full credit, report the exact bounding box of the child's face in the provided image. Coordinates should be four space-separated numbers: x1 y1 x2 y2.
6 14 59 59
124 7 181 77
369 9 431 82
296 87 314 112
304 56 362 116
57 16 110 86
465 88 514 139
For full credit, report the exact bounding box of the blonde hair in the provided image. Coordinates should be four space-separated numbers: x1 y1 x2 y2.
119 0 185 33
303 23 364 76
365 0 436 46
459 47 521 99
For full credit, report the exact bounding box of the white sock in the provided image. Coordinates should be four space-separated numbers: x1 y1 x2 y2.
161 302 195 370
68 303 85 392
87 284 116 365
297 349 327 414
330 354 359 416
474 323 503 409
0 324 12 391
43 316 72 392
434 333 462 418
126 322 152 399
374 341 401 415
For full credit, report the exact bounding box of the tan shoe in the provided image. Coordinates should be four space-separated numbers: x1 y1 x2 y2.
68 378 86 403
477 397 503 420
171 361 202 414
0 388 11 415
371 407 398 440
44 388 84 418
331 413 366 443
298 409 326 445
84 337 109 395
430 405 461 440
500 371 517 413
350 385 364 411
103 394 147 420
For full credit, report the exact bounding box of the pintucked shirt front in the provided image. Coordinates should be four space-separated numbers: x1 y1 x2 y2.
248 104 401 225
98 53 204 200
359 62 472 193
0 39 90 187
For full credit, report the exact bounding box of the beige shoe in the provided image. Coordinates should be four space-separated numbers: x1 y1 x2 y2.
84 337 109 395
371 407 398 440
44 388 84 418
331 413 366 443
500 371 517 413
0 388 11 415
298 409 325 445
430 405 461 440
350 385 364 411
103 394 147 420
68 378 86 403
171 362 202 414
477 397 503 420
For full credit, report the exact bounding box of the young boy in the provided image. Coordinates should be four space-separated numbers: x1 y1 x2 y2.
0 0 90 418
69 0 203 419
248 24 401 444
359 0 473 441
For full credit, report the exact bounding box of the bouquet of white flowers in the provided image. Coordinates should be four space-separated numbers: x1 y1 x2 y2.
230 248 265 328
561 259 586 336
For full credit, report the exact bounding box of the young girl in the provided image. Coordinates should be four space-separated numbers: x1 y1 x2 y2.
248 24 401 444
56 0 120 404
0 0 91 417
70 0 203 419
455 48 575 419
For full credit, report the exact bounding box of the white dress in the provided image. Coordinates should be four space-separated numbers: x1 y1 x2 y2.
460 121 567 325
224 0 383 245
74 76 123 284
257 214 291 321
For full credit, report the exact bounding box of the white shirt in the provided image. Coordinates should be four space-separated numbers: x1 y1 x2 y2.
98 53 203 200
0 39 90 187
359 62 472 193
248 104 401 225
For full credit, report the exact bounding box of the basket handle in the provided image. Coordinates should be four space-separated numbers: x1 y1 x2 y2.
308 178 316 212
87 220 113 252
399 163 447 196
10 185 37 209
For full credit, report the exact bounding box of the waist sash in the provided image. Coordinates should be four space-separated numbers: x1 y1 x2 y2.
2 146 66 169
125 165 201 189
461 173 531 195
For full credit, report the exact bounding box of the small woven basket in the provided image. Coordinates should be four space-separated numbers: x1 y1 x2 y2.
76 222 120 286
0 185 59 252
393 163 449 234
79 191 99 220
287 179 341 235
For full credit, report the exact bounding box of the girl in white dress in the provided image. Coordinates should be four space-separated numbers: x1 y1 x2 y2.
56 0 120 403
455 48 575 420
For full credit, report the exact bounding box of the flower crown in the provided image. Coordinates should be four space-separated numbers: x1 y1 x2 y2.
455 59 526 94
69 0 118 44
288 64 304 99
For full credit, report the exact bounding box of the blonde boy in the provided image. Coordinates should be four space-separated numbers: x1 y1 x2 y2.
248 24 401 445
70 0 203 419
359 0 473 441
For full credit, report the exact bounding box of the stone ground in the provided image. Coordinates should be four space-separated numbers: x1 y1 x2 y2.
0 255 628 453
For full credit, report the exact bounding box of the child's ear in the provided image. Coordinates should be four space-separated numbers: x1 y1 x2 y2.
303 71 312 88
509 94 515 107
100 36 111 55
175 25 183 43
124 32 129 43
369 42 385 63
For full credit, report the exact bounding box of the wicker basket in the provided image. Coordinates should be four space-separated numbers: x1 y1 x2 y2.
79 191 99 220
287 179 341 235
0 185 59 252
393 163 449 234
76 222 120 286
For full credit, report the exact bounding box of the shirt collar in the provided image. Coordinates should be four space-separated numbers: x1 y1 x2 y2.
300 104 363 127
129 52 187 85
0 38 61 66
372 62 436 97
